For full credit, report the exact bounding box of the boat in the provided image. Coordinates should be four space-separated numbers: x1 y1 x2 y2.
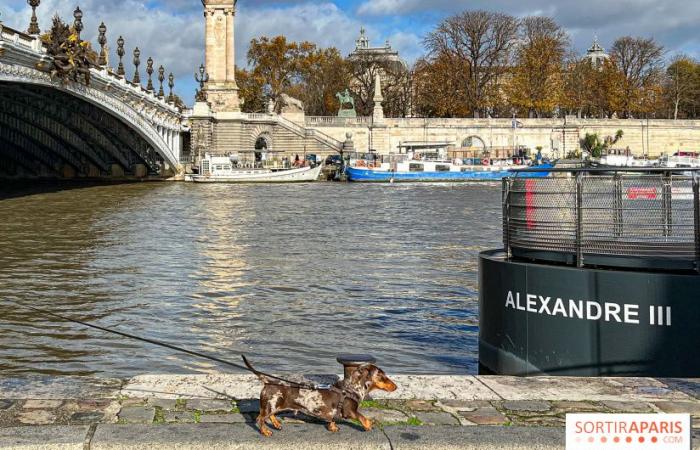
660 151 700 169
345 149 551 182
191 154 322 183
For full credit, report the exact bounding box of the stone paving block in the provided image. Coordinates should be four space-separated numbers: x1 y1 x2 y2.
17 409 57 425
0 425 89 450
147 398 178 410
23 399 63 409
120 398 147 407
438 400 492 412
70 411 106 424
502 401 552 413
0 376 122 400
118 406 155 424
236 399 259 413
374 375 500 401
404 400 440 412
601 401 653 413
187 399 232 412
551 401 607 413
654 401 700 415
361 407 408 424
458 406 509 426
165 411 196 423
199 413 247 424
0 400 14 411
412 411 459 426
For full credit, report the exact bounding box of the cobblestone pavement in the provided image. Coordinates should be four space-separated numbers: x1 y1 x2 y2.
0 375 698 430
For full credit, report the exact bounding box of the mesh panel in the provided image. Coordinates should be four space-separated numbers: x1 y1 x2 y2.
505 173 699 265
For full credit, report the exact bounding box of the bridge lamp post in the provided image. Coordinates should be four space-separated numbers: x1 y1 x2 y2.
73 6 83 40
98 22 108 67
194 64 209 102
27 0 41 36
132 47 141 85
116 36 125 76
167 73 175 104
158 66 165 98
146 57 154 92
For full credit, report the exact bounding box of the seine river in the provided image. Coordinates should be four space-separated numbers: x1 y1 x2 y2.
0 182 501 377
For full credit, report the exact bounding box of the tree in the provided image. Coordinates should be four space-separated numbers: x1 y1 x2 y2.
247 36 315 112
508 16 569 117
347 51 411 117
424 10 519 118
236 68 266 113
609 36 664 118
290 47 350 116
413 54 470 117
664 56 699 119
581 130 624 158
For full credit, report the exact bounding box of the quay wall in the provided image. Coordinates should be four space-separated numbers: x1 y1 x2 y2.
305 118 700 158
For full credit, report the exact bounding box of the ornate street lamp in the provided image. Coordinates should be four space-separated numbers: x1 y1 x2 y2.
27 0 41 35
158 66 165 98
132 47 141 85
116 36 125 76
146 57 154 92
73 6 83 40
97 22 108 67
194 63 209 102
167 73 175 103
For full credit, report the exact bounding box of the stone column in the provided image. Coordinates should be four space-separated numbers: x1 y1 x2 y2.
225 7 237 87
204 10 214 84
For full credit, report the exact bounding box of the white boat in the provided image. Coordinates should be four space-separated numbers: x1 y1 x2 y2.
191 155 322 183
661 152 700 169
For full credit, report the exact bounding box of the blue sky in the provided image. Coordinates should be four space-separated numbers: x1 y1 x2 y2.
1 0 699 103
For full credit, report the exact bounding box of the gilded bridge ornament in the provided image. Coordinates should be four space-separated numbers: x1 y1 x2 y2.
41 15 98 86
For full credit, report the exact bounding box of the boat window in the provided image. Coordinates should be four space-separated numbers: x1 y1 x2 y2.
436 165 450 172
409 163 424 172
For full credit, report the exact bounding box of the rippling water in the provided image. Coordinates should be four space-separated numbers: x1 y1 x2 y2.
0 182 502 377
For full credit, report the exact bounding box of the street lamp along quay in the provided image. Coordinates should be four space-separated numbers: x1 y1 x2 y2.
27 0 41 35
116 36 125 76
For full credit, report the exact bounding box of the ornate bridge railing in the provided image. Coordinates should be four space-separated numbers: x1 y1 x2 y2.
503 168 700 272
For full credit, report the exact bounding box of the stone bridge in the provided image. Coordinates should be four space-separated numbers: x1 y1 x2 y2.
0 21 186 179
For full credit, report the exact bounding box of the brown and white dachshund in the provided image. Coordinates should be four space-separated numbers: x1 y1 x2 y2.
246 358 397 437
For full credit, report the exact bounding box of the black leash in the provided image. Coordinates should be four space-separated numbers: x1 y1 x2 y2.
3 299 330 391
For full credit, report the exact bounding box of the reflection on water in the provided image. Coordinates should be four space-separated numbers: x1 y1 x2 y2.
0 182 502 376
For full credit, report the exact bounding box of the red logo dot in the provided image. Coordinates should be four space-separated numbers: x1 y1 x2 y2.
601 437 608 443
639 437 645 444
626 437 633 443
614 437 620 443
651 437 658 443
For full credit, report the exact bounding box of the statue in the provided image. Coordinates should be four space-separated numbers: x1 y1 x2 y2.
280 93 304 114
41 15 98 86
336 89 356 118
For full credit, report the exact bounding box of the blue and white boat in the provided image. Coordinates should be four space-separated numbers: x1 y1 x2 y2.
345 151 551 182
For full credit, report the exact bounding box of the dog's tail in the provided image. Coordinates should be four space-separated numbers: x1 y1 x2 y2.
242 355 267 382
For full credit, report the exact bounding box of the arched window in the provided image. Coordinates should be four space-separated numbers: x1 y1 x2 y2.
462 136 486 149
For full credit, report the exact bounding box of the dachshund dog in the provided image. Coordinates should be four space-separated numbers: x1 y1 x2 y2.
243 357 397 437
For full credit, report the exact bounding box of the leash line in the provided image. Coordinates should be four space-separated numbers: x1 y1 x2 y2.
3 299 327 390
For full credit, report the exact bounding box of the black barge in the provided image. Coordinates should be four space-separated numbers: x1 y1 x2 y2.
479 167 700 377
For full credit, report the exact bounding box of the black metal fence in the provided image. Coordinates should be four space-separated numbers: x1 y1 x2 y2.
503 168 700 271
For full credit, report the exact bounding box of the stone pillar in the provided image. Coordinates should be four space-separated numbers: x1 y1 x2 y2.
202 0 240 112
372 72 384 124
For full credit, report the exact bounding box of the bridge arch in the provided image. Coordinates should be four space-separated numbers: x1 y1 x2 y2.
0 62 181 178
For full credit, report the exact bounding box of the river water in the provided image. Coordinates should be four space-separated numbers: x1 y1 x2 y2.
0 182 502 377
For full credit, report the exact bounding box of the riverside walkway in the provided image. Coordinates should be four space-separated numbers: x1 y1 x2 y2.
0 374 698 449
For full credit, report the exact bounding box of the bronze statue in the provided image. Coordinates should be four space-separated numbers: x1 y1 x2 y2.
41 15 98 86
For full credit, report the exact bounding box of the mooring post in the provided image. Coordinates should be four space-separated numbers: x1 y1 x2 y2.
694 174 700 273
576 171 584 268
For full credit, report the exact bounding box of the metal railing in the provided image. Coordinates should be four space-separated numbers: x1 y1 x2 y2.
503 168 700 271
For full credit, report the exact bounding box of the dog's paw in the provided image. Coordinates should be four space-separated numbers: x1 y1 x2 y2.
327 422 339 433
259 427 273 437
